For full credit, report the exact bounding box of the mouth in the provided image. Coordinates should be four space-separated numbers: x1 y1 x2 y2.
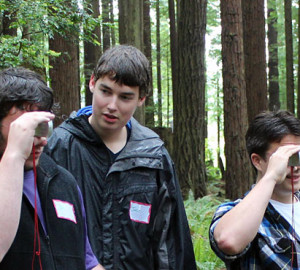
103 113 118 123
287 174 300 182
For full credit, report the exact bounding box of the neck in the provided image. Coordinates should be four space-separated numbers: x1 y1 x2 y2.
271 192 297 204
100 126 128 154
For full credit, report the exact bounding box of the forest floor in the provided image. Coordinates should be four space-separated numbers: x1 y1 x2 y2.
185 175 227 269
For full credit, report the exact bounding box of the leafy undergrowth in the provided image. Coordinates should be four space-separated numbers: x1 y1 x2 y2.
185 178 227 270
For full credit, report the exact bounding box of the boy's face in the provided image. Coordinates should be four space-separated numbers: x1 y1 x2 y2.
89 75 145 135
0 106 46 170
258 134 300 201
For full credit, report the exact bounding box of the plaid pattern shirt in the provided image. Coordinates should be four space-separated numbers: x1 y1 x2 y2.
209 191 300 270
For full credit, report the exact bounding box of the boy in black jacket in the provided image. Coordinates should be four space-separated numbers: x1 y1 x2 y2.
45 45 197 270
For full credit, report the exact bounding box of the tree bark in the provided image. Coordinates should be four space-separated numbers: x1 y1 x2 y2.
168 0 178 130
109 0 116 46
48 0 80 126
175 0 207 199
49 32 80 126
156 0 162 127
267 0 280 111
118 0 145 124
102 0 111 51
284 0 294 113
242 0 268 123
221 0 253 200
84 0 102 106
144 0 155 127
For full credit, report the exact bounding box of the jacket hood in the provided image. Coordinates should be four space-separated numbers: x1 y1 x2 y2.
59 115 100 144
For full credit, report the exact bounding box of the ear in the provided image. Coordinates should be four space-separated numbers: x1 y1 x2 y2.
137 96 146 107
89 74 96 93
251 153 263 171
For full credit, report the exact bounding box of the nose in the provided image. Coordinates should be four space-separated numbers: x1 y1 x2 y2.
107 95 118 111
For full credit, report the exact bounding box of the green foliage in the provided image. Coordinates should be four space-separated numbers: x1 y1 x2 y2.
0 0 100 69
185 154 225 269
185 191 225 270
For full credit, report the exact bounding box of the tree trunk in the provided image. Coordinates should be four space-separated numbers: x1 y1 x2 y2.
156 0 162 127
49 32 80 126
48 1 80 126
242 0 268 123
284 0 294 113
168 0 178 130
109 0 116 46
175 0 207 199
84 0 102 106
118 0 145 124
267 0 280 111
221 0 253 200
102 0 111 51
144 0 155 127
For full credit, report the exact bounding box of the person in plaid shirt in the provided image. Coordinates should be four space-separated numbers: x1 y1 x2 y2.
209 110 300 269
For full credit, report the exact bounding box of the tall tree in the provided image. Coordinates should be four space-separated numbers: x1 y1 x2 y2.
49 1 80 126
109 0 116 46
144 0 155 127
267 0 280 111
168 0 178 126
118 0 145 124
221 0 253 200
156 0 162 126
284 0 294 113
83 0 102 106
175 0 207 199
242 0 268 123
102 0 111 51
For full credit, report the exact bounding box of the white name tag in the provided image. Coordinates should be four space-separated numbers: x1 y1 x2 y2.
52 199 77 224
129 201 151 224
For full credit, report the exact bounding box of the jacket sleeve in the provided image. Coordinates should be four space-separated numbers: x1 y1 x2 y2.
153 149 197 270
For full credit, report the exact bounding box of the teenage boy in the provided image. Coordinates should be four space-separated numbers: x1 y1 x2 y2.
0 67 104 270
45 45 196 270
209 110 300 269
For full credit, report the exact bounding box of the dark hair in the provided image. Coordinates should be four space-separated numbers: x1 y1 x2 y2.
0 67 53 120
246 110 300 160
93 45 150 97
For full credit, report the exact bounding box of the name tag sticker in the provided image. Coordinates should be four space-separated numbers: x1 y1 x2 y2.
52 199 77 224
129 201 151 224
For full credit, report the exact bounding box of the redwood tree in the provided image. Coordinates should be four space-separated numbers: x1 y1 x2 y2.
49 1 80 126
175 0 207 199
83 0 102 106
118 0 145 124
144 0 155 127
267 0 280 111
242 0 268 123
284 0 294 113
221 0 253 200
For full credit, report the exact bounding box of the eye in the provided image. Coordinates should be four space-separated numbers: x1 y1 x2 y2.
121 95 130 100
101 89 110 95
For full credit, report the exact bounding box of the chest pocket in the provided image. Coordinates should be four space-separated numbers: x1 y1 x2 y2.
115 169 158 199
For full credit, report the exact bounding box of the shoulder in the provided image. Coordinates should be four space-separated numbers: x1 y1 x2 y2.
39 153 78 186
130 118 161 140
210 199 242 230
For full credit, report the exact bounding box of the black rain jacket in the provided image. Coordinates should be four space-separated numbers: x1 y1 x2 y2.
0 154 86 270
45 115 197 270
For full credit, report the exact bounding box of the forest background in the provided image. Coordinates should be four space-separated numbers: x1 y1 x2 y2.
0 0 297 268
